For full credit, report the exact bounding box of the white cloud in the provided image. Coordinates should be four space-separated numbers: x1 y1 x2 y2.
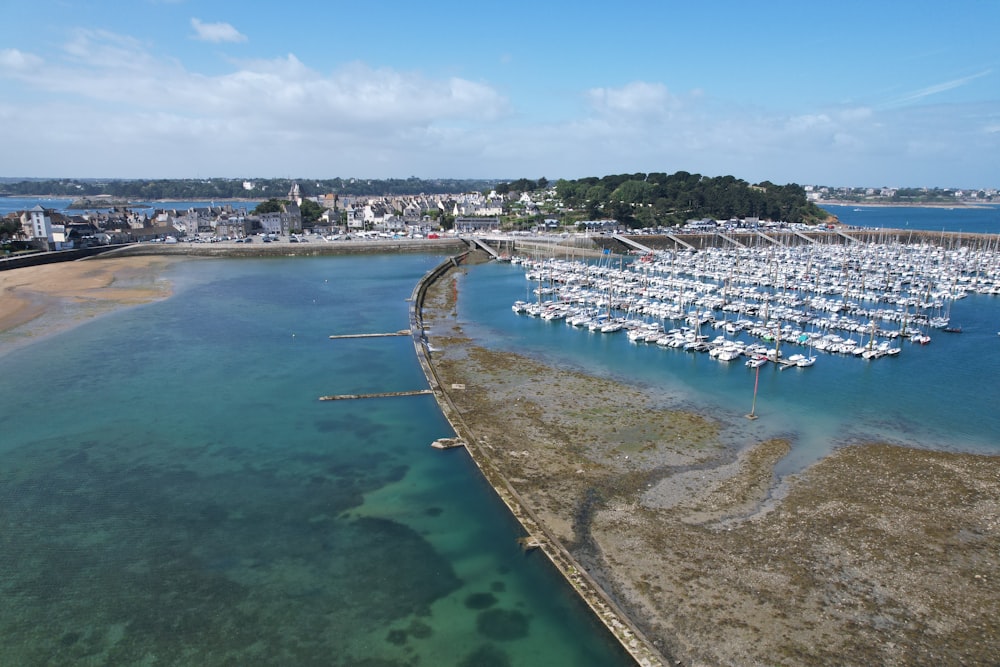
0 48 44 72
1 32 997 186
587 81 681 117
880 70 992 109
0 31 513 177
190 18 247 44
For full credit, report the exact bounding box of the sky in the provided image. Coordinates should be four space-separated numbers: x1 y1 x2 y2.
2 1 999 188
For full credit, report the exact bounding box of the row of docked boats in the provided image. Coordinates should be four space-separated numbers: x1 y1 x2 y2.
513 298 825 366
508 237 994 362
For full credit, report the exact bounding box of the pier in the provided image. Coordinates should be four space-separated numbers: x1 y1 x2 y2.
834 229 860 244
329 330 410 339
755 230 784 246
468 236 501 259
715 231 747 247
318 389 433 401
610 233 654 255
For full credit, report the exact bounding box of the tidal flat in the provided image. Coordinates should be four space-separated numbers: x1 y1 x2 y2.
421 262 1000 667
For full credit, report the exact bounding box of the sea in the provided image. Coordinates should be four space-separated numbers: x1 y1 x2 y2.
0 253 634 665
3 198 1000 665
822 202 1000 234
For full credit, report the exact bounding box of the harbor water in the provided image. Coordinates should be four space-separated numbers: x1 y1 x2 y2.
455 217 1000 479
0 254 633 665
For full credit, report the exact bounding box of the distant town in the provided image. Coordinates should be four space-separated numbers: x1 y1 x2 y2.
1 174 997 254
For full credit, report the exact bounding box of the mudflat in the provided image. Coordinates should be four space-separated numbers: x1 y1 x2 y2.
421 265 1000 667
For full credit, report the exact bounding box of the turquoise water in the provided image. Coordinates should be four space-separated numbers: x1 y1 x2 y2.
0 255 632 666
454 259 1000 477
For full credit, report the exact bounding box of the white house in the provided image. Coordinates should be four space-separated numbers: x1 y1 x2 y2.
23 206 72 250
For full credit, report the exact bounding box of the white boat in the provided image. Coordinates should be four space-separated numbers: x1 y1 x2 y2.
600 320 623 333
796 356 816 367
715 348 742 362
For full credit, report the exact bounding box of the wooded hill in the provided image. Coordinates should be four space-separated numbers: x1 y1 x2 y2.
548 172 829 227
0 177 497 200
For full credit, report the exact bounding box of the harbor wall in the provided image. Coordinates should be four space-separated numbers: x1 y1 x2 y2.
104 238 470 258
408 250 664 667
0 245 131 271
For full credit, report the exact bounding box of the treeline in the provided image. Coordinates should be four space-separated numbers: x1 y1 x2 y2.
827 187 994 203
0 177 498 200
549 172 828 227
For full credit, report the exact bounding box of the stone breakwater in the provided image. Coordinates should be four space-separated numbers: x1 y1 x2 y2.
408 252 666 667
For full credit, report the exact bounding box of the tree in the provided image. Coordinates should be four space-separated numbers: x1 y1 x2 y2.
253 198 286 215
0 219 21 240
299 199 324 226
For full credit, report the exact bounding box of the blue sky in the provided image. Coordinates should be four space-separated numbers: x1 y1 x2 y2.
2 1 998 188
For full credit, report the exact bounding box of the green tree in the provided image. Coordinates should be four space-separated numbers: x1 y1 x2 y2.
299 199 324 225
253 198 286 215
0 219 21 240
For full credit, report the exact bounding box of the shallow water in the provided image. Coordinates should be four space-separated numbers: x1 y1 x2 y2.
0 255 633 666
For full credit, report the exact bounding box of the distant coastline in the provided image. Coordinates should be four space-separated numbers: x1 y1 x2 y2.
819 199 996 210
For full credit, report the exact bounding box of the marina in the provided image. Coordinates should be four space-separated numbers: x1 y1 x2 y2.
508 232 1000 364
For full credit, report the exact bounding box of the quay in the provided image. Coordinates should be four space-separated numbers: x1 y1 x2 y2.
318 389 433 401
329 330 409 339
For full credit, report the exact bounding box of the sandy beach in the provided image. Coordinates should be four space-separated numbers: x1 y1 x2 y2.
0 255 184 354
419 261 1000 667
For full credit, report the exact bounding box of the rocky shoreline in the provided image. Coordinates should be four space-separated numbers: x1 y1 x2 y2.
417 256 1000 666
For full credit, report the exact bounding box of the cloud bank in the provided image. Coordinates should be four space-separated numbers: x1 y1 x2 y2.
0 28 996 186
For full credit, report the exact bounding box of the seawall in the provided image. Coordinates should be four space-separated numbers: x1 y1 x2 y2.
408 250 665 667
